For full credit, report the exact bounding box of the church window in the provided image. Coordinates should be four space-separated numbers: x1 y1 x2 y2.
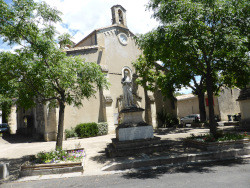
118 10 124 25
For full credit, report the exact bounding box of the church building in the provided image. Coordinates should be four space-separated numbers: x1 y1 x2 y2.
11 5 176 141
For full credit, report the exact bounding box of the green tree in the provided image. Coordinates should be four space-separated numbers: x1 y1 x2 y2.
0 0 109 148
133 54 207 122
135 0 250 136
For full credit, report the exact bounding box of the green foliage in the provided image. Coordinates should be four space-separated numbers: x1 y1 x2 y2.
97 122 108 136
136 0 250 135
58 33 73 49
65 127 78 139
35 148 84 164
65 122 108 138
189 132 248 143
75 122 98 138
0 98 13 123
174 92 184 97
157 109 179 128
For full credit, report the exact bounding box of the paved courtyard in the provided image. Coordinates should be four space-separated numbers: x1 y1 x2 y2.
0 126 247 183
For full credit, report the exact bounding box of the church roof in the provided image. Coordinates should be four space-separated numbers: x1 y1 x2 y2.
237 88 250 101
176 94 196 101
64 45 101 52
111 5 126 11
73 24 131 48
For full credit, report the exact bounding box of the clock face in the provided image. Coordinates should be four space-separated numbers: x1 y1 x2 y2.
119 33 128 45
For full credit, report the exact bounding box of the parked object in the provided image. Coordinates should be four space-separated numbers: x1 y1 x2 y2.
227 115 233 121
0 123 10 134
181 114 200 125
0 163 9 179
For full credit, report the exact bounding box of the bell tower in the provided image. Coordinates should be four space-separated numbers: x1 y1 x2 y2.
111 5 127 28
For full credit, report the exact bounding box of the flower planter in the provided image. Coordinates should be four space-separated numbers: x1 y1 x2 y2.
184 138 250 151
20 148 85 177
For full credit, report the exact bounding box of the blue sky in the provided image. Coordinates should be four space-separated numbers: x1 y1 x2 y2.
4 0 12 4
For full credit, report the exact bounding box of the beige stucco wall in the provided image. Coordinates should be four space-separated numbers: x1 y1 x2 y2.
239 100 250 120
177 94 220 120
217 88 240 120
63 94 102 130
177 88 240 121
177 96 200 118
76 32 97 47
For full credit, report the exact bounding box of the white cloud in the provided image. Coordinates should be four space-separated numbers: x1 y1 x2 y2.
42 0 158 43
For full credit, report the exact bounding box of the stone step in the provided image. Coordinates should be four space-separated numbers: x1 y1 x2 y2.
103 147 250 171
106 142 171 157
111 137 163 148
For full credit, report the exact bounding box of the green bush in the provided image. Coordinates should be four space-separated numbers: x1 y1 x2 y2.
75 122 98 138
65 127 78 138
97 122 108 135
188 131 248 142
157 109 179 128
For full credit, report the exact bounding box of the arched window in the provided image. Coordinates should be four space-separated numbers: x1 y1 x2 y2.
118 9 124 25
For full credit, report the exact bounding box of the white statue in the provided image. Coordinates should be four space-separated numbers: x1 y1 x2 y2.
121 70 136 108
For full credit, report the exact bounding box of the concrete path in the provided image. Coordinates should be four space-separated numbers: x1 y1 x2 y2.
0 126 242 183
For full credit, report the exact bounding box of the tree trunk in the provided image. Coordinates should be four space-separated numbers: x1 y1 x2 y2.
197 93 206 122
144 87 152 125
56 100 65 149
206 67 217 136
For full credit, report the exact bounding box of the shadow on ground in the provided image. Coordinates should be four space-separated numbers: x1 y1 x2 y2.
154 127 208 135
0 155 31 184
1 134 43 144
121 159 247 179
89 140 199 166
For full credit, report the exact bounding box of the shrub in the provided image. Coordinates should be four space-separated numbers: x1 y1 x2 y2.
65 127 78 138
188 131 248 142
157 109 179 128
97 122 108 135
75 122 98 138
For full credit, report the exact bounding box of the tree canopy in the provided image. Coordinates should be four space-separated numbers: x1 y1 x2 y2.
135 0 250 135
0 0 109 147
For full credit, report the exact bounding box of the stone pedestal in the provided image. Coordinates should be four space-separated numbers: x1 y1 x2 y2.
105 107 167 157
116 107 154 141
116 125 154 141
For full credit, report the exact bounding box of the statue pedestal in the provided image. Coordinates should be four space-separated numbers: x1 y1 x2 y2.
116 125 154 141
116 107 154 141
106 107 168 157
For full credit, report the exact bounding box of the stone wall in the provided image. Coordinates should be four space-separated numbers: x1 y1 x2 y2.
217 88 240 121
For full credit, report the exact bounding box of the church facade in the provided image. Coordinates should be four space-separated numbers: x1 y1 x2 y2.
11 5 176 141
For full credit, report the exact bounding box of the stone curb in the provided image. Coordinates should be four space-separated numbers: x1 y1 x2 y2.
102 147 250 171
